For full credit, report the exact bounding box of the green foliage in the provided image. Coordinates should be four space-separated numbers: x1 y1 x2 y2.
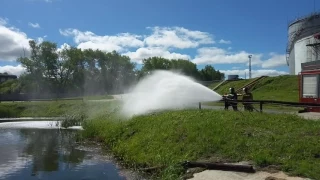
0 79 21 94
139 57 224 81
17 40 137 96
82 109 320 179
198 65 225 81
0 104 23 117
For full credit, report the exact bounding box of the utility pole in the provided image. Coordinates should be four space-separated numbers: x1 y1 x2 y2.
248 55 252 79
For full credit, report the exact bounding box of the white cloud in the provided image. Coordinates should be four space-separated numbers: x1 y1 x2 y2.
221 69 288 79
58 26 287 72
261 53 287 68
0 18 32 61
28 22 40 28
59 26 287 70
59 26 214 53
219 39 231 44
232 66 241 70
123 47 191 64
192 47 263 66
192 47 287 69
0 17 8 25
57 43 71 52
144 26 214 49
59 28 144 52
0 64 26 76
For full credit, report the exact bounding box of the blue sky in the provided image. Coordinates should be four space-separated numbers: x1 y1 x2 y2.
0 0 318 78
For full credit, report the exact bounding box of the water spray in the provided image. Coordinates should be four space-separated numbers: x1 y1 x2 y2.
121 70 223 117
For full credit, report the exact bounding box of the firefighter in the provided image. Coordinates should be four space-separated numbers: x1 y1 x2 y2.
242 87 253 111
223 87 238 111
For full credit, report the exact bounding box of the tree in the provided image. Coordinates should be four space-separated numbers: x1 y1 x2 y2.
14 39 224 98
170 59 200 79
199 65 224 81
140 57 200 79
18 40 78 97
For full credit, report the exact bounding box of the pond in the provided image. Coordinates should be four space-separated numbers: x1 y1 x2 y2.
0 121 142 180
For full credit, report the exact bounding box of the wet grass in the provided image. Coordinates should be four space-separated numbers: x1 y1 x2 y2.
82 109 320 180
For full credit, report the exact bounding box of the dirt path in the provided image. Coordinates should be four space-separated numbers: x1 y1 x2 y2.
189 170 310 180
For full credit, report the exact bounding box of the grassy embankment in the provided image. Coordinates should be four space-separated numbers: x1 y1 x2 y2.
82 108 320 180
205 75 301 112
0 94 114 118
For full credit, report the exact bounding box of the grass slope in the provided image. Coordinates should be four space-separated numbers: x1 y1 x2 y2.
0 100 120 118
82 109 320 180
251 75 299 102
214 79 251 95
208 81 223 89
0 101 83 118
212 75 298 102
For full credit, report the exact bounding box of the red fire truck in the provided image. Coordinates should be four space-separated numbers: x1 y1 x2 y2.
299 61 320 112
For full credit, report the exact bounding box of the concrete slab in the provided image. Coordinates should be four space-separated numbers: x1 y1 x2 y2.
188 170 310 180
297 112 320 121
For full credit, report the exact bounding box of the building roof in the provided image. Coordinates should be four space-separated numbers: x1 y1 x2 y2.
0 74 17 78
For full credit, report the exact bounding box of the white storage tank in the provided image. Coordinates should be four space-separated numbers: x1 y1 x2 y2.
287 13 320 75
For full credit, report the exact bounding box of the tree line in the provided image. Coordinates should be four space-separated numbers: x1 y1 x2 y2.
0 40 224 97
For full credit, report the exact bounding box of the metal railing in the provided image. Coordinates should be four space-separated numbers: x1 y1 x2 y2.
199 99 320 112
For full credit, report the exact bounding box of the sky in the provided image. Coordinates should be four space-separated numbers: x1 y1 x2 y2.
0 0 318 78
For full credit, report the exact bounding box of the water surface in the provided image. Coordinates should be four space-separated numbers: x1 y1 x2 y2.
0 121 135 180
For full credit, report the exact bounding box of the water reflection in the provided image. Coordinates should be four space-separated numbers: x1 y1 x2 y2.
0 126 127 180
19 129 86 175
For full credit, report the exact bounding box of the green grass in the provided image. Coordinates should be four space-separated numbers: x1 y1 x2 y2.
0 99 120 118
251 75 299 102
208 81 223 89
83 95 114 100
82 109 320 180
0 100 83 118
212 75 298 102
215 79 252 95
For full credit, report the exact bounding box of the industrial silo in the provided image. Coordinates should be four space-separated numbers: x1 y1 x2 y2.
286 12 320 75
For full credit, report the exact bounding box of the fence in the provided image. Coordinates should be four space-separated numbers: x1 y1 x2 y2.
198 99 320 112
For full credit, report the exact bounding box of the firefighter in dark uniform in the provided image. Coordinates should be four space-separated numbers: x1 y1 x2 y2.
242 87 253 111
223 87 238 111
